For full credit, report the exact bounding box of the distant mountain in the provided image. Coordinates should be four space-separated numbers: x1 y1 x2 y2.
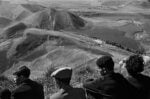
0 1 32 20
2 8 87 39
21 3 46 12
0 1 150 79
1 28 113 78
0 17 12 28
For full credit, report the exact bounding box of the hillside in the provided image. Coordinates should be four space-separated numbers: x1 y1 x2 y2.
0 0 150 97
2 28 127 78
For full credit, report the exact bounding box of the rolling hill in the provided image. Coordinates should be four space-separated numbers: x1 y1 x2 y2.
0 0 150 96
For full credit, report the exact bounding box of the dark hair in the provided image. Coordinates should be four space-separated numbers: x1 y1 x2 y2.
0 89 11 99
96 56 114 71
18 72 30 78
126 54 144 75
13 66 30 78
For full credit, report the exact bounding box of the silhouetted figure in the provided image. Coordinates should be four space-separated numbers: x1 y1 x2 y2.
125 54 150 99
0 89 11 99
50 67 86 99
83 55 136 99
12 66 44 99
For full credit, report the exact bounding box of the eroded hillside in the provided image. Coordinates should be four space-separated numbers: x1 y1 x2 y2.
0 0 150 95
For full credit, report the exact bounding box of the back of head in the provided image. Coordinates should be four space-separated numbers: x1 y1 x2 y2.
51 67 72 85
126 54 144 75
0 89 11 99
96 55 114 71
13 66 30 78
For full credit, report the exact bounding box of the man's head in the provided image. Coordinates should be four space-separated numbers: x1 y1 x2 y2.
51 67 72 88
0 89 11 99
13 66 30 85
96 55 114 75
125 54 144 75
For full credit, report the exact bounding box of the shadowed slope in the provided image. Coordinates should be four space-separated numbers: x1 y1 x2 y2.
2 28 113 78
2 7 143 53
0 40 16 73
2 8 87 39
0 17 12 28
22 8 87 30
21 3 46 12
7 31 47 60
2 22 27 39
7 28 111 60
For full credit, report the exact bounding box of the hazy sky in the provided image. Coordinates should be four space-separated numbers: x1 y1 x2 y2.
2 0 98 3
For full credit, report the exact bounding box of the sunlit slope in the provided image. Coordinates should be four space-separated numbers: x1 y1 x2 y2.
1 0 150 79
0 1 32 20
1 7 144 53
1 28 119 78
2 8 87 39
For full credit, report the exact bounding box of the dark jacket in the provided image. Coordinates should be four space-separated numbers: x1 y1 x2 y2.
83 72 136 99
127 74 150 99
12 79 44 99
50 85 86 99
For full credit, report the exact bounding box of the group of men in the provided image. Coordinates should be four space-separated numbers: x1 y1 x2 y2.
0 54 150 99
0 66 45 99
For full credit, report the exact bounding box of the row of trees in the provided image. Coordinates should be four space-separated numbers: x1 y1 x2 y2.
104 40 145 55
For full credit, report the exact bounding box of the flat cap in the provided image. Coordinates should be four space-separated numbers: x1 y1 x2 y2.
13 66 30 77
51 67 72 79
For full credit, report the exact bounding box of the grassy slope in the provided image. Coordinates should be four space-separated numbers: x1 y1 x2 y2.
3 28 116 78
0 0 150 97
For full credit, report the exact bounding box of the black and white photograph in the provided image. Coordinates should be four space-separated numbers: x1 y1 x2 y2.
0 0 150 99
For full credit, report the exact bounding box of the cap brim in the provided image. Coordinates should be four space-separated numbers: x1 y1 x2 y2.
51 67 72 79
13 71 20 76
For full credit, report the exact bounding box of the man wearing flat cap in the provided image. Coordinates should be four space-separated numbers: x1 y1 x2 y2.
50 67 86 99
12 66 44 99
83 55 136 99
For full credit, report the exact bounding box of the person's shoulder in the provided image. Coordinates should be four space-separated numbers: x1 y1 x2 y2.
125 75 134 81
72 87 85 93
12 83 31 94
28 79 43 87
111 73 133 85
112 73 127 80
83 78 101 87
138 74 150 83
85 78 103 84
83 77 104 93
140 74 150 79
112 72 124 77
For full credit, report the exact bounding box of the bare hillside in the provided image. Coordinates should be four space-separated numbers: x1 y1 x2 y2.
0 0 150 96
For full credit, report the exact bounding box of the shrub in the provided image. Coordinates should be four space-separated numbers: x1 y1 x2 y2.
0 75 15 90
44 66 56 78
72 65 100 86
35 66 58 95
